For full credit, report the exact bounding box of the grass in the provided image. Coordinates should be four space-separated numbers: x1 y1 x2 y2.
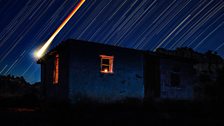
0 98 224 126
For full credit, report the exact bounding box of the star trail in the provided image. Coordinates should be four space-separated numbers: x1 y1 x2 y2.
0 0 223 83
34 0 85 59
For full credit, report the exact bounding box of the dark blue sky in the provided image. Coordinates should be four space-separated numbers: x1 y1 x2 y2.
0 0 223 83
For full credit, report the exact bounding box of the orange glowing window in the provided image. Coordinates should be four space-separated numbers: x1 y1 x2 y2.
53 54 59 84
100 55 114 74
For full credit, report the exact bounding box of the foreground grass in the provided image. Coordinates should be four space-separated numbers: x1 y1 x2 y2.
0 99 223 126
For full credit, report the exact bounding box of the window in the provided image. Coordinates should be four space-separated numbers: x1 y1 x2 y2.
170 66 180 87
170 73 180 87
100 55 114 74
53 54 59 84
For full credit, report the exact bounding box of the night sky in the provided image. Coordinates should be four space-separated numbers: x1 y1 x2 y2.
0 0 223 83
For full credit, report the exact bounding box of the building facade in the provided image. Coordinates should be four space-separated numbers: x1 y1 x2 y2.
38 39 198 103
39 39 146 103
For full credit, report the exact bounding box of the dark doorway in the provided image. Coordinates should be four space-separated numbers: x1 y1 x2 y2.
144 55 160 99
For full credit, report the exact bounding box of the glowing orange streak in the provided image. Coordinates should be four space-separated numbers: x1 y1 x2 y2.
35 0 86 58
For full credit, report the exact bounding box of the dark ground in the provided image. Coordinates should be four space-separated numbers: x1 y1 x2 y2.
0 99 223 126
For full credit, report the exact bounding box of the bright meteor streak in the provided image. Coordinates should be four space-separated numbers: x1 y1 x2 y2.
34 0 86 59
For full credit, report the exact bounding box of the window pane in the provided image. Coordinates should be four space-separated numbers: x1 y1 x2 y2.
100 55 114 73
172 66 180 73
170 73 180 87
102 65 110 73
102 59 109 65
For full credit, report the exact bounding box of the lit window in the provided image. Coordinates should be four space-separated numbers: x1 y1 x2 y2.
53 54 59 84
100 55 114 74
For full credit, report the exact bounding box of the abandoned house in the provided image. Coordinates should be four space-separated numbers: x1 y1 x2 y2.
38 39 215 103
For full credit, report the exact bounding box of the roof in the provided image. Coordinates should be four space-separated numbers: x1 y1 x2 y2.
37 39 148 63
37 39 224 64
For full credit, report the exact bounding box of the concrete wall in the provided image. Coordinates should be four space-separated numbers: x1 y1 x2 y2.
160 58 194 100
67 43 145 103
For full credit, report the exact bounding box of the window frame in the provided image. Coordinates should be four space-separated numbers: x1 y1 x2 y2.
100 55 114 74
170 67 181 87
53 54 59 85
